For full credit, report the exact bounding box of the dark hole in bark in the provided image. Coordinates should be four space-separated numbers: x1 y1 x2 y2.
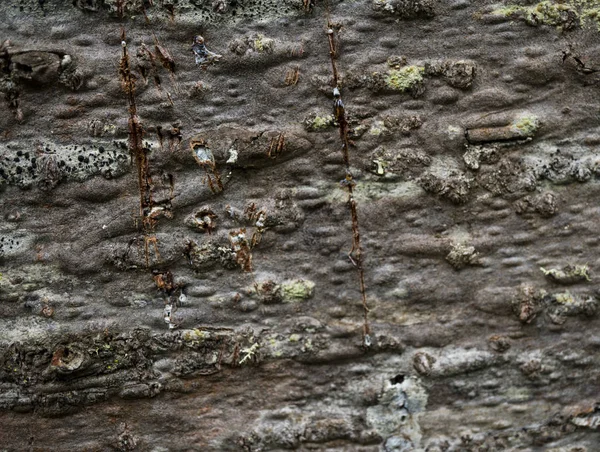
390 374 405 385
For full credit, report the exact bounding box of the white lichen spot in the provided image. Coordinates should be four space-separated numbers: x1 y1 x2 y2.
163 304 174 329
226 148 238 164
194 146 215 165
239 342 260 365
447 125 463 138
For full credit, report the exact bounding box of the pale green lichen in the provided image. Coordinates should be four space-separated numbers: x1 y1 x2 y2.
267 337 283 357
540 264 591 284
492 1 590 30
581 4 600 30
492 2 575 23
447 125 463 138
102 123 117 135
526 1 577 26
312 115 333 129
582 6 600 17
574 0 600 6
510 114 540 137
261 335 286 359
301 338 313 352
554 291 576 304
352 124 369 136
305 114 334 132
252 34 274 53
281 279 315 302
368 121 389 136
384 66 424 92
182 329 210 342
503 386 533 402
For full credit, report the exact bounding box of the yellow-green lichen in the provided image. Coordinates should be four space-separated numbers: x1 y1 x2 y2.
368 121 389 136
541 264 591 283
503 386 533 402
102 123 117 135
301 338 313 352
253 34 274 53
492 1 584 30
384 66 424 92
262 334 287 359
281 279 315 302
510 114 540 137
351 124 369 137
581 4 600 30
574 0 600 6
306 114 335 132
554 291 576 304
527 1 577 26
182 329 210 342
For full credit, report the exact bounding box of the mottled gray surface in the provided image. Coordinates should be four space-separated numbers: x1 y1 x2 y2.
1 0 600 450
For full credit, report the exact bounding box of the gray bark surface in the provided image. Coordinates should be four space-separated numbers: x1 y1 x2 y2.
1 0 599 450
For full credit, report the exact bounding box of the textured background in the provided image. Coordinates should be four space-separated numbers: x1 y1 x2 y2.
1 0 600 450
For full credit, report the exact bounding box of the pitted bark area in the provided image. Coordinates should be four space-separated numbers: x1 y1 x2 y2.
1 0 600 450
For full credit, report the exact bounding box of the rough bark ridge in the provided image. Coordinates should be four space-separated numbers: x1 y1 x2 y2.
1 0 600 450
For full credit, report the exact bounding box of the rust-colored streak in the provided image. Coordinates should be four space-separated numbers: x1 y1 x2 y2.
119 29 158 266
229 228 253 273
284 67 300 86
326 26 339 86
191 138 223 193
325 25 371 346
267 132 285 159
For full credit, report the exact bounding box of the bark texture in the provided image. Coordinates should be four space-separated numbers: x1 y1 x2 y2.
1 0 600 450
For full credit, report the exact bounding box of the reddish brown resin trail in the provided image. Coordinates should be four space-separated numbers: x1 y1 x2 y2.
327 24 370 346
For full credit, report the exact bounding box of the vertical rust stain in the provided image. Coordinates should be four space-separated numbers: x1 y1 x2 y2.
325 23 371 347
119 29 157 267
